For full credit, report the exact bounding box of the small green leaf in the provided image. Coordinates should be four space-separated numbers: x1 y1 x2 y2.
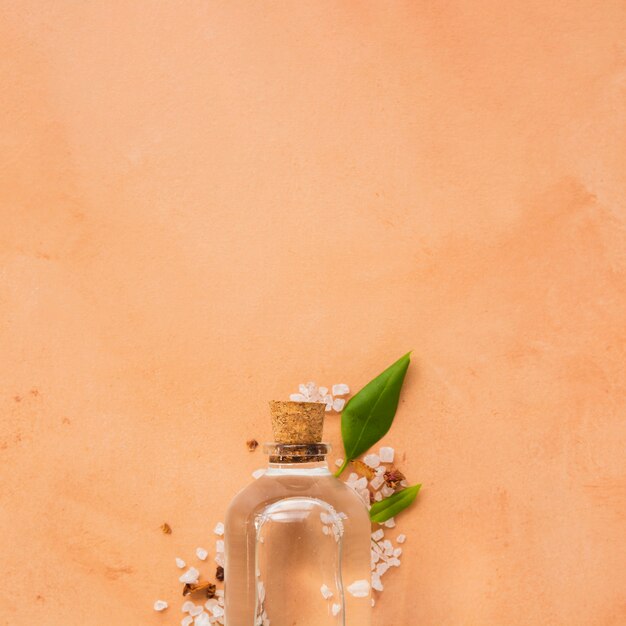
339 352 411 471
369 484 421 523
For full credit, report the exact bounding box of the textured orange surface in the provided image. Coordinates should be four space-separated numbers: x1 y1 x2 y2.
1 2 626 625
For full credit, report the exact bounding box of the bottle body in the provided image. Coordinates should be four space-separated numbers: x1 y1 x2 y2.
225 460 372 626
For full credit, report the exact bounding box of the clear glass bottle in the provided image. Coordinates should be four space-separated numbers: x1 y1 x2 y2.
224 401 372 626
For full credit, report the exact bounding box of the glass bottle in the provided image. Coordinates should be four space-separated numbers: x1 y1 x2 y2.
224 401 372 626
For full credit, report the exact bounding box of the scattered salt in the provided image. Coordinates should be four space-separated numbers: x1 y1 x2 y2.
193 613 210 626
318 386 328 395
353 476 368 490
181 616 193 626
216 539 224 553
397 533 406 544
335 458 344 467
175 557 186 569
332 398 345 412
189 605 204 616
196 547 208 561
370 474 385 490
381 484 395 498
363 454 380 468
331 603 341 616
374 491 383 501
320 584 333 599
371 529 384 541
376 562 389 576
179 567 200 584
393 547 403 557
154 600 168 611
379 446 395 463
371 572 383 591
383 517 396 528
182 601 196 613
213 522 224 536
332 384 350 396
347 579 370 598
289 393 307 401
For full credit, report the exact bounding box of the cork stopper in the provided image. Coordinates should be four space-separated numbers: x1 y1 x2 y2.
269 401 325 444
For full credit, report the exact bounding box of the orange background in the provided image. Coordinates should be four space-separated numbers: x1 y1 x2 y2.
1 2 625 625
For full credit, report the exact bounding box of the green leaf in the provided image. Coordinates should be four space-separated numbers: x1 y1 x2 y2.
369 484 421 523
338 352 411 472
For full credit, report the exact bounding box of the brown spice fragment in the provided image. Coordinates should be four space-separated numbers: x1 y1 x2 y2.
183 581 216 598
160 522 172 534
384 467 406 489
216 566 224 581
351 459 375 480
246 439 259 451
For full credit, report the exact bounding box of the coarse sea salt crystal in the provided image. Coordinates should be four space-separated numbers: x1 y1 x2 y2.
331 603 341 616
179 567 200 584
196 547 208 560
374 491 383 501
381 484 395 498
379 446 395 463
211 605 224 617
371 529 384 541
332 398 345 412
213 522 224 536
354 476 368 490
332 383 350 396
189 605 204 616
397 533 406 543
376 562 389 576
371 572 383 591
182 601 196 613
289 393 306 401
194 613 210 626
370 474 385 490
335 458 344 467
346 472 358 484
363 454 380 468
347 579 370 598
153 600 168 611
322 394 333 411
252 469 265 480
318 386 328 395
176 557 186 569
359 488 371 507
383 517 396 528
215 551 225 566
182 616 193 626
320 584 333 599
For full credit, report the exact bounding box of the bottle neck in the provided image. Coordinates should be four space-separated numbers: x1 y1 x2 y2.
263 442 331 467
265 459 331 476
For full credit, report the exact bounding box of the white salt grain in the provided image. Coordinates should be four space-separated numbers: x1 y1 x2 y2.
194 613 210 626
376 562 389 576
371 529 384 541
332 384 350 396
318 386 328 395
320 584 333 599
252 469 265 480
189 605 204 616
354 476 368 490
335 458 344 467
213 522 225 536
179 567 200 584
347 579 370 598
331 603 341 616
374 491 383 501
175 557 186 569
182 601 196 613
182 616 193 626
332 398 345 412
370 474 385 490
381 484 395 498
379 446 395 463
383 517 396 528
153 600 168 611
216 540 224 552
196 547 208 561
363 454 380 468
371 572 383 592
397 533 406 543
393 547 403 557
289 393 306 401
215 551 225 567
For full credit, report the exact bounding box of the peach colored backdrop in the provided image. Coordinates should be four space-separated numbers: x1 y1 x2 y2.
1 2 625 625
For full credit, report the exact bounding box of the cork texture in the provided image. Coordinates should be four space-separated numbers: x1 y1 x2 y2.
269 401 325 444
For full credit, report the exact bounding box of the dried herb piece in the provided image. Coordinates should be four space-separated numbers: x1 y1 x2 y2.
216 566 224 581
369 484 421 523
246 439 259 451
336 352 411 476
160 523 172 534
351 459 375 480
183 581 216 598
384 467 406 489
